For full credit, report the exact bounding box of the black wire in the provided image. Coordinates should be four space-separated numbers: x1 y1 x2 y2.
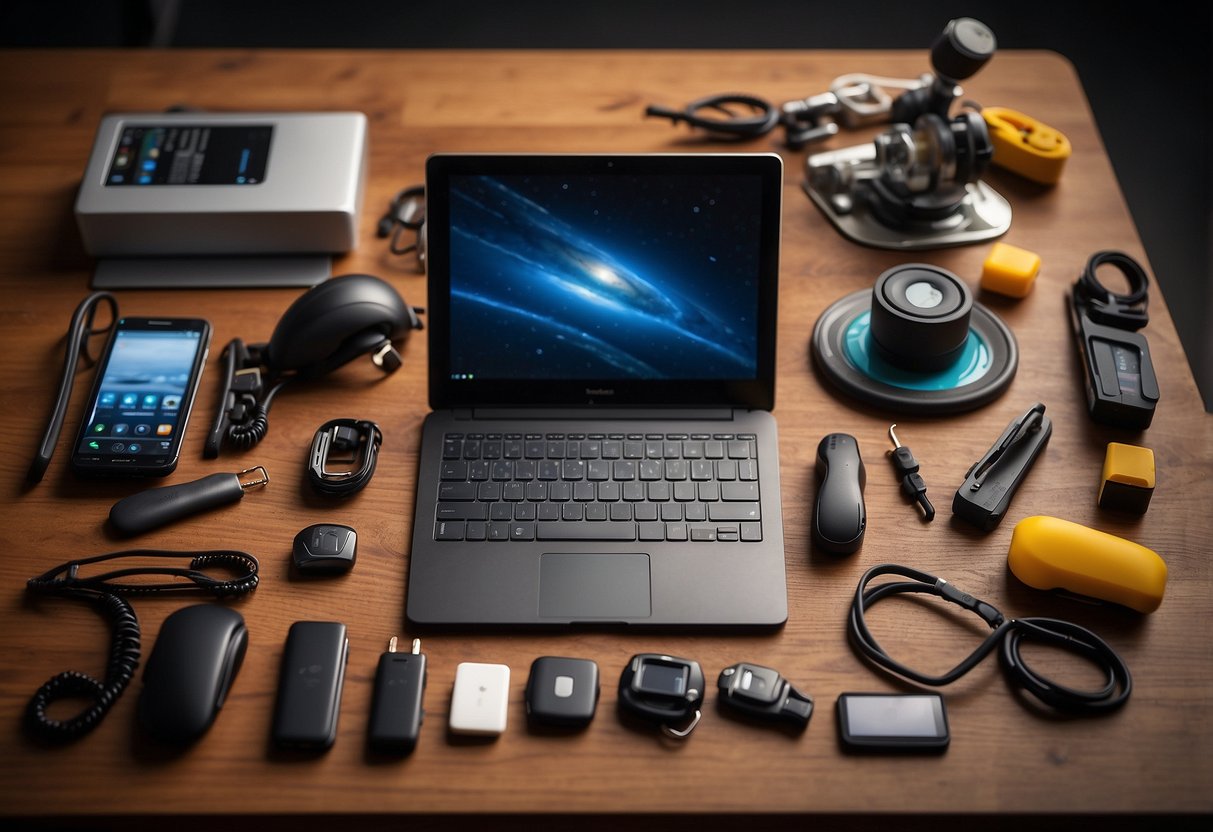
225 379 289 451
1077 250 1150 330
24 550 259 743
645 93 781 139
848 563 1131 714
28 292 119 483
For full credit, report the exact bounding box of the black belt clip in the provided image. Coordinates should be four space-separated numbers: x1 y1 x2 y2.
952 403 1052 532
308 418 383 498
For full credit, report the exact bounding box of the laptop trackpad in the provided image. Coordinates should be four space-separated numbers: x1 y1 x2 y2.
538 553 651 619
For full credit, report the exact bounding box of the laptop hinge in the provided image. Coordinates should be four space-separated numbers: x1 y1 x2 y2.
461 407 737 421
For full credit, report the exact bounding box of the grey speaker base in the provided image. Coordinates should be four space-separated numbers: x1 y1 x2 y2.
91 256 331 289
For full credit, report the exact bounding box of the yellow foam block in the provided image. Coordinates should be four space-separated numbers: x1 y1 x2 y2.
1008 516 1166 613
980 242 1041 298
1099 442 1155 513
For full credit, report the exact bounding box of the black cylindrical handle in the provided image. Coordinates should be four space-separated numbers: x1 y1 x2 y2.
109 473 245 537
931 18 996 81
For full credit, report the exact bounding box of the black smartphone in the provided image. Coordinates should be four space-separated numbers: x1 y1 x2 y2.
70 317 211 478
836 692 950 752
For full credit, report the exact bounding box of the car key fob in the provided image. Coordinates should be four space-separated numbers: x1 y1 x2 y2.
814 433 866 554
717 662 813 729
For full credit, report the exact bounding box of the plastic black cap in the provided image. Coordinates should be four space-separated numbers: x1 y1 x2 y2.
931 18 996 81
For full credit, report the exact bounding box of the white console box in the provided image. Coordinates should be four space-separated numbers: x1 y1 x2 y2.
75 111 368 257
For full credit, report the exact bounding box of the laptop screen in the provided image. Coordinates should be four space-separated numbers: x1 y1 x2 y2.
426 154 782 409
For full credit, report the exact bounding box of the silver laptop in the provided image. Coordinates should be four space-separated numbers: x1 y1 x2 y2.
406 153 786 626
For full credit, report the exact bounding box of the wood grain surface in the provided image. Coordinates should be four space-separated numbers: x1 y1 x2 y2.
0 49 1209 820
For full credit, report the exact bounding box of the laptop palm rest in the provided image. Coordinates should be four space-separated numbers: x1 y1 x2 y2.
538 553 651 619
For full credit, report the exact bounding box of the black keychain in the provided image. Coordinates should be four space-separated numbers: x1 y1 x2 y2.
109 466 269 536
717 662 814 729
617 653 704 739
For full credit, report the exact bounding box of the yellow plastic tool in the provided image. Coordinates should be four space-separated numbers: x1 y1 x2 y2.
1008 515 1166 613
983 107 1071 185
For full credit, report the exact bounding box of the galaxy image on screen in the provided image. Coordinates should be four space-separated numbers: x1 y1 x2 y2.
447 173 763 381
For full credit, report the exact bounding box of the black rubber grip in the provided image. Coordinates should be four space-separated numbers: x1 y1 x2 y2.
109 473 245 537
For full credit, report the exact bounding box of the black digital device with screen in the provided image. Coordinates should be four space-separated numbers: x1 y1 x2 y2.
105 124 273 186
70 317 211 478
836 692 950 752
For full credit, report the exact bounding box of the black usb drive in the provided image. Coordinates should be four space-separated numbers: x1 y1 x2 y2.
368 636 427 755
272 621 348 750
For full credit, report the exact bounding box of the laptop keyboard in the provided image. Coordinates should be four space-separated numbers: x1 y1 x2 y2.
434 431 763 543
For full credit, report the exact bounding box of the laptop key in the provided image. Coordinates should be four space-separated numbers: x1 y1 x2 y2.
709 502 761 521
438 482 477 501
488 522 510 541
722 482 760 501
510 523 536 541
536 522 637 541
466 521 487 541
738 460 758 481
691 527 716 542
666 523 689 541
741 522 763 542
435 520 464 541
437 502 488 521
537 502 561 521
639 522 665 541
440 461 468 481
478 481 502 501
585 503 608 521
490 503 513 521
442 438 462 459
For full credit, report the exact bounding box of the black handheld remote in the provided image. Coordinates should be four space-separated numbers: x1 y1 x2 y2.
367 637 427 755
813 433 867 554
272 621 348 750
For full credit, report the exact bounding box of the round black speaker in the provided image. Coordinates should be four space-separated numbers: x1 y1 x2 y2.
810 271 1018 415
870 264 973 372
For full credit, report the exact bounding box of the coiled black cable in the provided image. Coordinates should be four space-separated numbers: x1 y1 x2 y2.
24 550 259 743
848 563 1131 714
307 418 383 497
1076 250 1150 330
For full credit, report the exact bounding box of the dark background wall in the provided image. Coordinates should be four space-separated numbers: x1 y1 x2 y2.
4 0 1210 409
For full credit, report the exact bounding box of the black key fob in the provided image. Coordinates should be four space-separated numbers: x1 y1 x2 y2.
526 656 599 728
717 662 813 729
292 524 357 574
618 653 704 739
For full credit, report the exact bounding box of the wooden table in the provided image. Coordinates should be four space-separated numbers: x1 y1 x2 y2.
1 49 1210 823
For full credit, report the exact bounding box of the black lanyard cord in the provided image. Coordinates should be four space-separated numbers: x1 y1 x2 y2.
848 563 1131 714
24 550 259 743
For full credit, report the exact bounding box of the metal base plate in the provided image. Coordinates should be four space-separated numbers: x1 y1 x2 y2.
802 178 1012 251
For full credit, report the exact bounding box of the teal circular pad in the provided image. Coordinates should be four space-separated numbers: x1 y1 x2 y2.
811 288 1017 414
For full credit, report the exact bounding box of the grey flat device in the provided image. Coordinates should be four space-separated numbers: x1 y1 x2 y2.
137 604 247 745
75 112 366 288
406 153 787 627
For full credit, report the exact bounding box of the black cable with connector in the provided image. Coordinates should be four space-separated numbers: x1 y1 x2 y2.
848 563 1131 714
24 550 259 743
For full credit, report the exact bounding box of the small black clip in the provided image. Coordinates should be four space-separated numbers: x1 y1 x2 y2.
952 403 1052 531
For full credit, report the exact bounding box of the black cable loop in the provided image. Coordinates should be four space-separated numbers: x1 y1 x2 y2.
1077 250 1150 330
848 563 1131 714
645 93 781 139
24 550 259 742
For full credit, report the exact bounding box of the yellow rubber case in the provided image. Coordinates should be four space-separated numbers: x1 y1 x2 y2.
1007 515 1166 613
983 107 1071 185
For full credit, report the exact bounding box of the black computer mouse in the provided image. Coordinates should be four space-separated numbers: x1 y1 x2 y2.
264 273 423 379
813 433 867 554
138 604 248 745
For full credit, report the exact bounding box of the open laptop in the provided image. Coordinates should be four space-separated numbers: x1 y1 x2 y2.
406 153 786 626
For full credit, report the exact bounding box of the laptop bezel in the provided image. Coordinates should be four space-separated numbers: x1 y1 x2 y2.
423 152 782 411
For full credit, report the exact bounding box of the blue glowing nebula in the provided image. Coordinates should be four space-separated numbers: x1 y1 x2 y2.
448 174 762 380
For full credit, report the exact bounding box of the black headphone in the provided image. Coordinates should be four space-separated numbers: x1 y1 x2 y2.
205 274 423 457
